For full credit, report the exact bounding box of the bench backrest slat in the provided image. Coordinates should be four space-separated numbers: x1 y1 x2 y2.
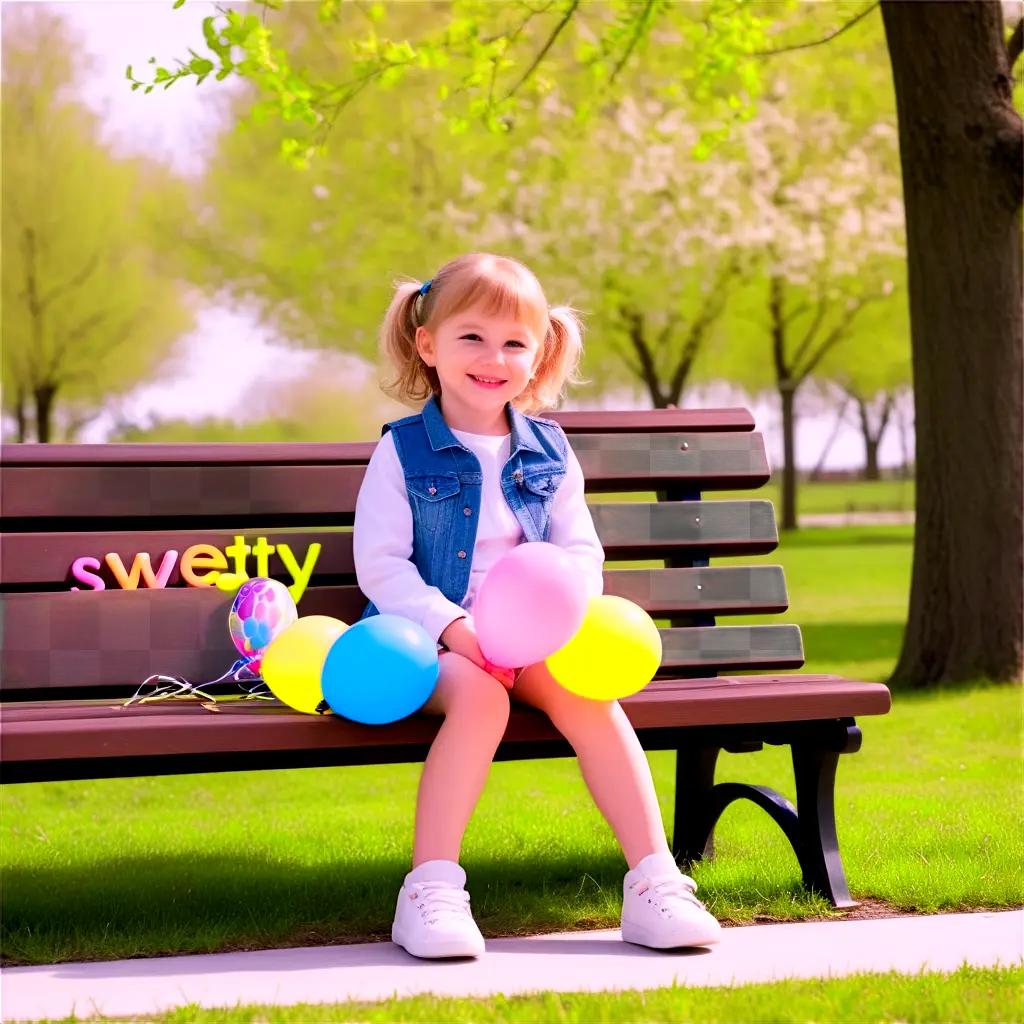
0 407 756 468
0 500 778 588
1 583 800 697
1 432 768 524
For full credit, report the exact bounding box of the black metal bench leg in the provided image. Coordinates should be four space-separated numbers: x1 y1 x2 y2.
672 745 721 863
671 725 861 909
791 740 857 908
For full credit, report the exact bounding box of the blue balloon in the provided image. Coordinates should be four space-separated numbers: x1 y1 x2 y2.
321 614 439 725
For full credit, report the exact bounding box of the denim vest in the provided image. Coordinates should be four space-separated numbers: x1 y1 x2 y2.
360 394 569 620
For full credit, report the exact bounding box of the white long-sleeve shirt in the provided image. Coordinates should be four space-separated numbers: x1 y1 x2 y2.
353 426 605 642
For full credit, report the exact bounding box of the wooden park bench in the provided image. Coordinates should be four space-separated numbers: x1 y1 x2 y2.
0 408 891 908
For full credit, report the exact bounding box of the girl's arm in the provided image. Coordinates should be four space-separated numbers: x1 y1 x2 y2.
353 431 469 643
548 443 605 599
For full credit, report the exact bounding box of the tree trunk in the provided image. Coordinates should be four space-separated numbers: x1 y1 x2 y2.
779 384 798 530
855 394 886 481
882 1 1023 686
769 273 799 530
864 437 880 481
15 388 29 443
34 382 57 444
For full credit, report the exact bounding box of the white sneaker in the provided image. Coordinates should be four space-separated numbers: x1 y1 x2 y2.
621 851 721 949
391 859 486 959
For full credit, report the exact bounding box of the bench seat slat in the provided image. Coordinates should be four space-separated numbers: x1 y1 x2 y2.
0 501 778 587
0 676 856 722
0 675 891 773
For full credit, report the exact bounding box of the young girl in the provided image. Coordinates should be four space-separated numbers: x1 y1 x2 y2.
353 253 720 959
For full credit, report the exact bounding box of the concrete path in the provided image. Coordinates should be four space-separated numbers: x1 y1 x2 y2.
3 911 1020 1022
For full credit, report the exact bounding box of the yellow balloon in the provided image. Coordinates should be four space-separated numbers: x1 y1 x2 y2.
546 596 662 700
260 615 348 714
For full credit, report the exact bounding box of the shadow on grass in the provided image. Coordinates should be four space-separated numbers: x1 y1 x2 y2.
1 851 816 966
0 852 616 964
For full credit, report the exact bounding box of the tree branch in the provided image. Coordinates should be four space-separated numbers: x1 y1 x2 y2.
876 391 895 441
481 2 553 47
38 250 102 310
610 337 643 383
788 286 830 372
620 303 665 406
667 253 740 402
809 390 852 480
797 295 881 384
47 308 111 379
751 1 880 58
654 312 680 354
781 299 811 328
503 0 580 101
609 0 657 86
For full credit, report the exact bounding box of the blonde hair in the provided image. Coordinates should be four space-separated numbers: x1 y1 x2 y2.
380 252 584 414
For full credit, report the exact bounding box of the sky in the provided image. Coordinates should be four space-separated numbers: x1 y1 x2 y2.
9 0 909 468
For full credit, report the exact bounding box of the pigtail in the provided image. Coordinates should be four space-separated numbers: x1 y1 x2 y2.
519 305 587 414
380 280 439 405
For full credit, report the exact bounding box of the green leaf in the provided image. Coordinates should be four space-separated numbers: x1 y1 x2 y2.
173 0 186 8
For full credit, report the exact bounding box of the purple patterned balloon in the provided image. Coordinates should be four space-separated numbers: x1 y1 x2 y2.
228 577 298 670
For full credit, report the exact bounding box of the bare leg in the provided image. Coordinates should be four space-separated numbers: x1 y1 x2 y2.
511 661 670 870
412 652 510 866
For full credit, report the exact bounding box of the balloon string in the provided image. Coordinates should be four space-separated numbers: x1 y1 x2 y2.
123 658 273 707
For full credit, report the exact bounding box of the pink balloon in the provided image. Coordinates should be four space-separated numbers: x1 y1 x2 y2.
475 542 589 669
237 589 255 619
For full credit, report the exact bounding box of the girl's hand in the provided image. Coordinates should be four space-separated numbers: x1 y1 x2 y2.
440 617 516 690
482 658 517 691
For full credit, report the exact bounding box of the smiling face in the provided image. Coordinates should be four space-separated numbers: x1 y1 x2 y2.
415 308 543 434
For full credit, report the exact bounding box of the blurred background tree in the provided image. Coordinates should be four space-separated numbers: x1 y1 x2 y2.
165 2 906 532
1 6 193 442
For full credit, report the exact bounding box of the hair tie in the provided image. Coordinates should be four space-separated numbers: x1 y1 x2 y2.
418 279 432 297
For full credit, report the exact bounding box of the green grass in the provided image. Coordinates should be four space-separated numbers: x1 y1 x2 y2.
635 523 913 682
605 478 915 517
33 966 1024 1023
724 523 915 682
761 477 916 516
3 524 1021 968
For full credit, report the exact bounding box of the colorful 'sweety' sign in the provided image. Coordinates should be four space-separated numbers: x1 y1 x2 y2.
69 535 321 602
